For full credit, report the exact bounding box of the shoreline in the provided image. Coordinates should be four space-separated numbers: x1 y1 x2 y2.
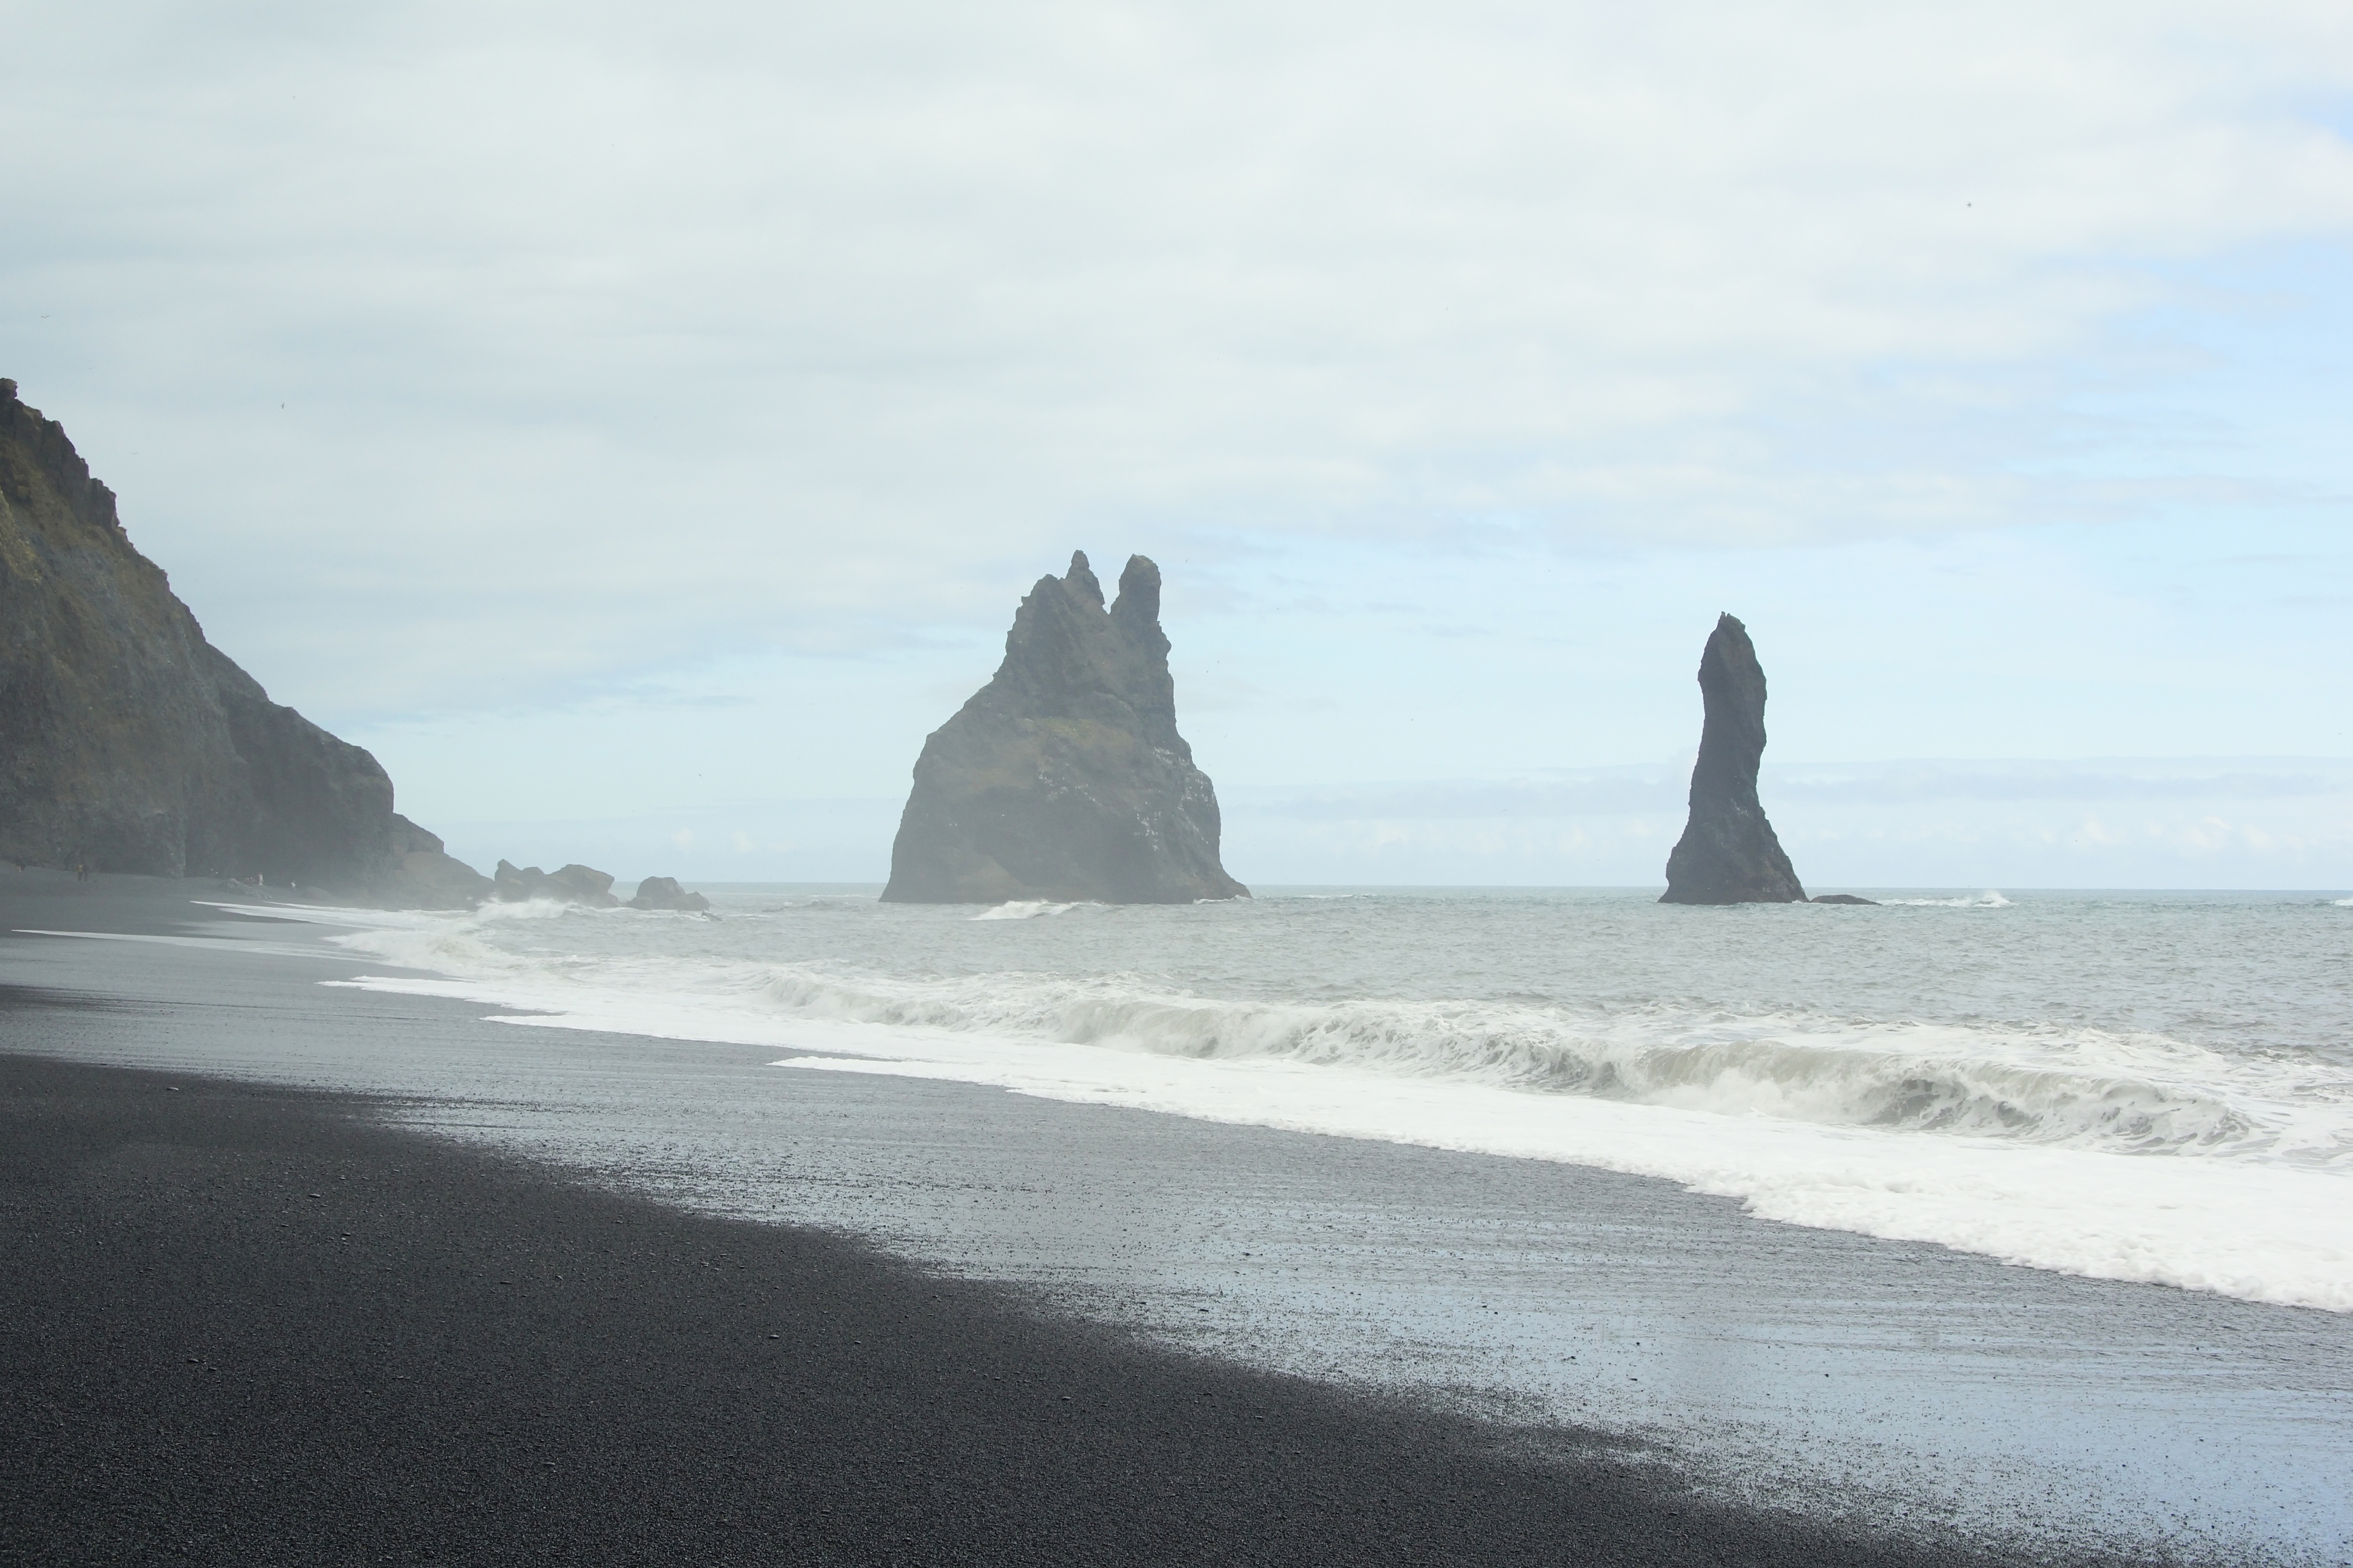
4 872 2346 1563
7 1052 2015 1567
305 878 2353 1319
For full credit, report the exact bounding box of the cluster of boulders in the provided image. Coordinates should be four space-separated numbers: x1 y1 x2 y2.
487 860 711 911
368 825 709 913
493 860 619 906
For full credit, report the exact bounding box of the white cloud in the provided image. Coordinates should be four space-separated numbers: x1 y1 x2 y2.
1219 758 2353 886
6 1 2353 721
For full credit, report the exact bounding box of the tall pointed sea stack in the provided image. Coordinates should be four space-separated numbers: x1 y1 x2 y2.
1661 612 1806 905
881 551 1247 904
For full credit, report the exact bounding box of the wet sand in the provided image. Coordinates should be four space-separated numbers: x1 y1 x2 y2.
2 869 2339 1564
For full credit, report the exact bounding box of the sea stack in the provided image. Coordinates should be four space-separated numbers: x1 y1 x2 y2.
881 551 1247 904
0 377 478 901
1661 613 1806 905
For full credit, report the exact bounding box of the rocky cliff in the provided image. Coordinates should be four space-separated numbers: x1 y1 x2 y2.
0 378 439 894
881 551 1247 903
1661 613 1806 905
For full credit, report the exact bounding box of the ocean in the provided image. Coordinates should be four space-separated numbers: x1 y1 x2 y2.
316 885 2353 1315
13 875 2353 1556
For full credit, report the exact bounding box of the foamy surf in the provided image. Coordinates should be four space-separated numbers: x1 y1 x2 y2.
285 891 2353 1315
1880 891 2013 907
970 900 1082 921
769 1042 2353 1313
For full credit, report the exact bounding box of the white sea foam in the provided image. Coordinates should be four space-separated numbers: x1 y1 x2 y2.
1880 891 2013 907
970 900 1081 921
286 897 2353 1315
341 942 2353 1163
771 1046 2353 1314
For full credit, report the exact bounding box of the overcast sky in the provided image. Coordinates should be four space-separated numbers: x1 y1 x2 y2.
7 1 2351 886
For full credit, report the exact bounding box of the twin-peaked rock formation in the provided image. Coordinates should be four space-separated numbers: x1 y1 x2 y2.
883 551 1246 904
1661 613 1808 905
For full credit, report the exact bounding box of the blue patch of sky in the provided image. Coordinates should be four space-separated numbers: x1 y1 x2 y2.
2038 237 2353 499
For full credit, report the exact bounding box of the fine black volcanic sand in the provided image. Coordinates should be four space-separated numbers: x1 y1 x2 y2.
1 1042 2087 1568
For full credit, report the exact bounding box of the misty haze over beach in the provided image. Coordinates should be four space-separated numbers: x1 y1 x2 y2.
6 4 2352 1565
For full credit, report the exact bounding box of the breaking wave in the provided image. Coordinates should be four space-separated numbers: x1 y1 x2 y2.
1879 891 2013 907
737 968 2342 1165
286 893 2353 1312
322 902 2344 1171
970 901 1082 921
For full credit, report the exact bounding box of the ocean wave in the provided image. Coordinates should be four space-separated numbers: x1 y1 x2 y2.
463 897 613 923
971 900 1081 921
731 968 2343 1163
313 901 2347 1166
306 901 2345 1168
313 903 2353 1170
302 899 2353 1312
1879 891 2012 907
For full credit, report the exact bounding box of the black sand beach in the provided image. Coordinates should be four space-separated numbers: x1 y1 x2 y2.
6 1046 2030 1568
0 871 2329 1565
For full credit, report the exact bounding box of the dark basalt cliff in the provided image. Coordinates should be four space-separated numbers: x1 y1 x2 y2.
882 551 1246 904
0 378 451 895
1661 613 1806 905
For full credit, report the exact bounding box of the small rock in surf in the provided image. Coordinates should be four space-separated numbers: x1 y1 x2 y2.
629 875 711 911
